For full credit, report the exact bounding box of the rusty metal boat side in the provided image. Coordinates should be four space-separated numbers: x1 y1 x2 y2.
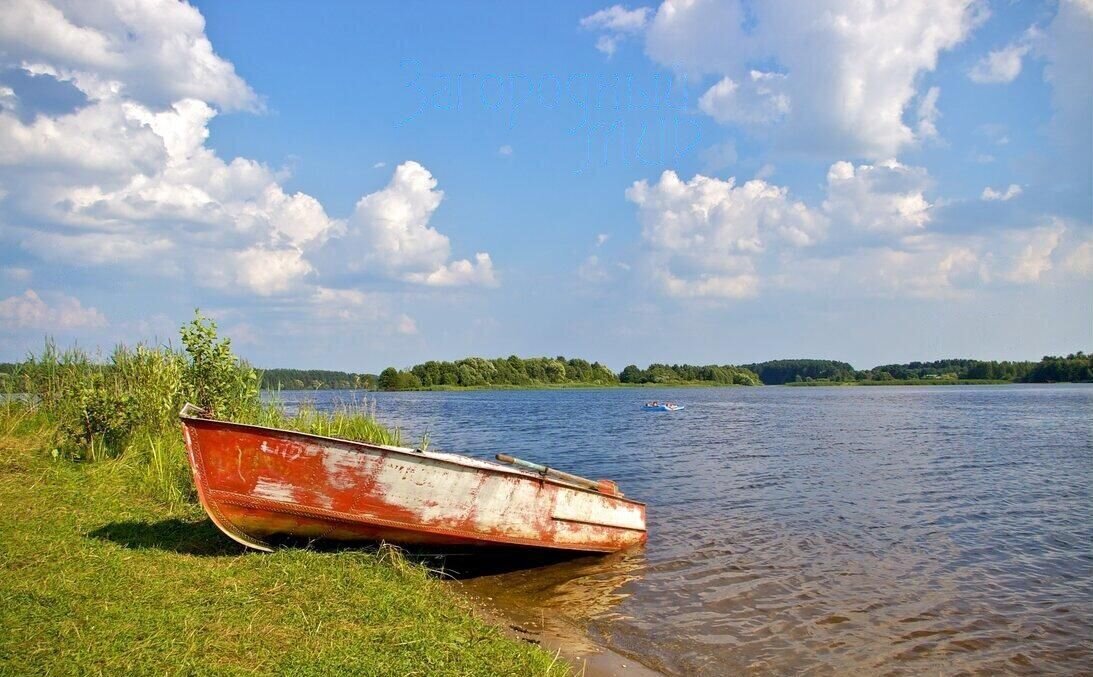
179 407 647 553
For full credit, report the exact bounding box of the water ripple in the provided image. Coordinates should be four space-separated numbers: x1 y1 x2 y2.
288 384 1093 675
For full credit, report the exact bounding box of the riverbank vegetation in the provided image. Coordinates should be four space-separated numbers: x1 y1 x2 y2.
0 315 562 675
367 353 1090 390
378 356 618 390
261 368 377 390
618 363 760 386
760 355 1091 385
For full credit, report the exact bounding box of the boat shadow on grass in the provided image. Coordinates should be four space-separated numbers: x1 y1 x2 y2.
87 517 618 579
88 518 248 557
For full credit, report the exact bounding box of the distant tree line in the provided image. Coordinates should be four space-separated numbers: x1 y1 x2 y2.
378 356 617 390
260 369 377 390
740 359 856 385
1024 352 1093 383
742 354 1091 384
6 353 1090 393
862 359 1035 381
618 363 760 386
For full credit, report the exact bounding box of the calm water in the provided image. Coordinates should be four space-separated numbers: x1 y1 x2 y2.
284 385 1093 674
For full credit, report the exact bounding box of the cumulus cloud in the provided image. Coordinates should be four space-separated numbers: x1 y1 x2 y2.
822 160 932 234
627 158 1085 301
780 223 1076 300
642 0 986 158
842 237 984 299
994 223 1063 284
981 184 1022 201
626 169 826 298
0 0 258 110
0 0 495 306
969 39 1033 84
698 71 790 125
1063 239 1093 277
0 289 107 330
580 4 651 56
343 162 496 287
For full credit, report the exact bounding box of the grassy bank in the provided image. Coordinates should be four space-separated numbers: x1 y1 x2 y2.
0 314 564 675
0 417 562 675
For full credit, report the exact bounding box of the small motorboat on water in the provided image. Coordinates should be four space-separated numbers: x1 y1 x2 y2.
179 404 646 553
643 401 684 411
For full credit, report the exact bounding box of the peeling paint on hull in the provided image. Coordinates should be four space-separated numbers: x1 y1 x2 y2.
180 415 647 554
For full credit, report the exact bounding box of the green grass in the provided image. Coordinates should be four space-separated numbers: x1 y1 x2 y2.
0 423 565 676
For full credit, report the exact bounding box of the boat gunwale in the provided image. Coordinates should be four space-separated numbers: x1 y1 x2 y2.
179 413 647 508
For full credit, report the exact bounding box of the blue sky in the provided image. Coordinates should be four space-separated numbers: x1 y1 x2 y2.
0 0 1090 371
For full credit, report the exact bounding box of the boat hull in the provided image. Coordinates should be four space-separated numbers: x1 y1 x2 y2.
180 415 646 553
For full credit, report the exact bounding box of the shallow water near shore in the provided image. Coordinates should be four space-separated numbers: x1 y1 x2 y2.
284 384 1093 675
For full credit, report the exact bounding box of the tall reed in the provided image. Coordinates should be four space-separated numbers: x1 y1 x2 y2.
11 312 398 506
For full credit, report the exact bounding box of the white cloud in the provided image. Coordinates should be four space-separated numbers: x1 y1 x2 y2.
628 151 1083 301
0 289 107 330
581 4 650 32
969 34 1034 84
580 5 651 56
779 228 1069 301
498 144 513 156
916 86 942 140
231 247 313 296
344 162 495 287
405 252 497 287
995 224 1063 284
981 184 1022 201
698 71 790 125
699 140 738 172
372 161 386 169
845 238 984 300
0 86 18 112
1063 240 1093 277
823 160 932 234
0 3 495 306
626 169 826 299
0 0 258 111
644 0 986 158
596 233 610 246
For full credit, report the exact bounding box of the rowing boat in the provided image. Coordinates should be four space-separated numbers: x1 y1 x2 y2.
179 405 646 553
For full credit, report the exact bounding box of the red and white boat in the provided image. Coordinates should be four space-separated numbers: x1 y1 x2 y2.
179 405 647 553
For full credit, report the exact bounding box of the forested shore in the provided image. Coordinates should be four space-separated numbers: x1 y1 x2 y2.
5 353 1089 392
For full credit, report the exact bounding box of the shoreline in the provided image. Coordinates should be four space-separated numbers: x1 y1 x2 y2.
0 429 565 675
460 581 664 677
266 380 1078 394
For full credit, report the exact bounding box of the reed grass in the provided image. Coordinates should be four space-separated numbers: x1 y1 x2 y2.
5 313 407 507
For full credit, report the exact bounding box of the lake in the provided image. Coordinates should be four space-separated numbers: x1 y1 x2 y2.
281 385 1093 675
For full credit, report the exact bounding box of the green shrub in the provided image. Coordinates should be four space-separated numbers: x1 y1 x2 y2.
180 311 260 419
10 311 399 506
